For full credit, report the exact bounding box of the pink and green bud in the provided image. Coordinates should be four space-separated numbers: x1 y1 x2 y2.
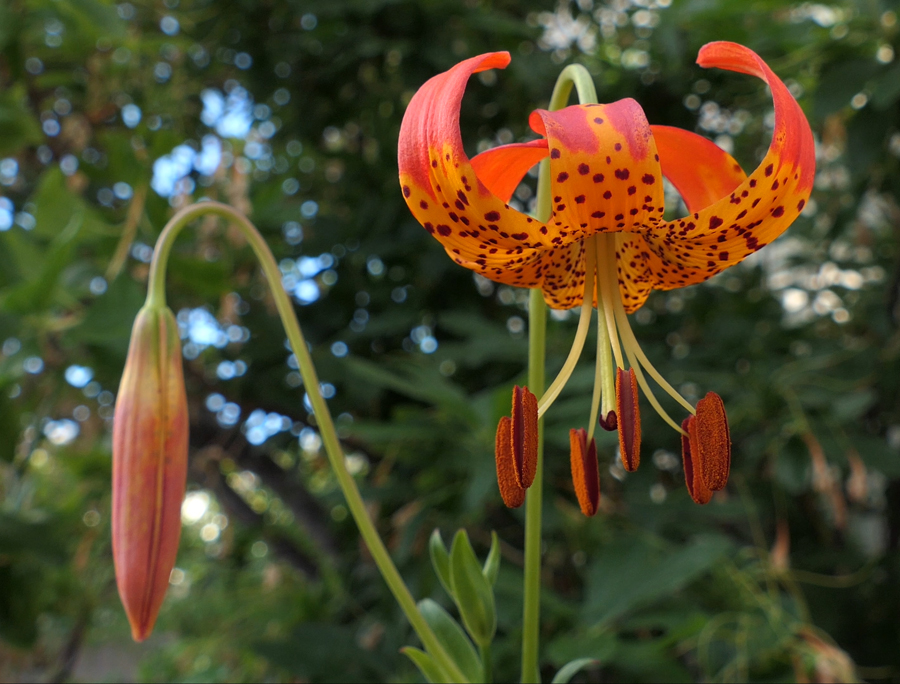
112 304 189 642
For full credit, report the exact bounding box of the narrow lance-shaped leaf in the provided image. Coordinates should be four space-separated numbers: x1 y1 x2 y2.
429 529 455 599
449 530 497 647
401 647 451 684
482 531 500 586
417 599 481 684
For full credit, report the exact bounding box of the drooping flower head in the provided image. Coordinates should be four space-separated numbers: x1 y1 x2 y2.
112 304 189 641
399 43 814 508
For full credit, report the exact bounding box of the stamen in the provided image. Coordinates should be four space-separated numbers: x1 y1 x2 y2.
620 343 684 434
695 392 731 491
681 416 712 505
569 428 600 516
538 242 596 417
511 385 539 489
616 367 641 471
495 416 526 508
594 236 624 370
589 261 617 440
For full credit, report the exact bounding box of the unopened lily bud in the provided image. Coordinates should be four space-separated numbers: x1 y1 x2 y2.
112 304 189 642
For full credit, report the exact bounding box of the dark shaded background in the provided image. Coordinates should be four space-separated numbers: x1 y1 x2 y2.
1 0 899 681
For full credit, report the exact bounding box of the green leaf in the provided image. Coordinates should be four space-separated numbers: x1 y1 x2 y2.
417 599 480 684
401 647 449 684
449 530 496 647
0 87 41 156
551 658 599 684
583 535 732 625
482 531 500 586
429 529 455 599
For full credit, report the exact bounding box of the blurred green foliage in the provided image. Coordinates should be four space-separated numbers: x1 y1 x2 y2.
1 0 899 681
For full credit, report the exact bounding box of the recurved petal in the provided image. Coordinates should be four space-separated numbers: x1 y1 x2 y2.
643 42 815 290
529 101 665 242
650 125 747 213
471 139 549 203
399 53 554 269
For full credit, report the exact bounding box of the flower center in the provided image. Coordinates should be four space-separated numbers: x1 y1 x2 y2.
536 233 697 440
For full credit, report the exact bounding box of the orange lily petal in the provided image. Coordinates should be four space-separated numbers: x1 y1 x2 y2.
471 139 549 203
613 232 656 313
398 53 553 272
529 101 665 242
650 125 747 213
642 42 815 290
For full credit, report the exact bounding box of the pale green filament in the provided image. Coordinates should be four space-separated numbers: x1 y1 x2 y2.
595 236 625 370
537 240 596 417
604 233 696 419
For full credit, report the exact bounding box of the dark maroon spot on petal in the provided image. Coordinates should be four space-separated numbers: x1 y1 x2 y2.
603 190 612 200
512 233 528 240
627 186 636 195
424 222 435 234
578 163 590 175
591 211 605 218
593 117 604 124
593 173 604 183
455 200 465 211
719 251 729 261
557 172 569 182
614 143 622 151
642 174 655 185
709 216 723 230
449 212 459 222
419 200 428 209
771 180 780 190
431 160 437 168
402 186 411 198
615 213 624 221
485 211 501 221
551 148 561 159
764 164 773 177
575 195 586 204
772 206 785 217
749 179 757 188
797 199 806 211
437 225 452 236
614 168 630 180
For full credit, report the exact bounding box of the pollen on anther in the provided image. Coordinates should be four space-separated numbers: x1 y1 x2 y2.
570 428 600 516
495 417 525 508
695 392 731 491
616 368 641 472
511 385 538 489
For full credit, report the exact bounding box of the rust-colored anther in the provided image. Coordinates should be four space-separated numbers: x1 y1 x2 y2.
495 416 526 508
511 385 538 489
695 391 731 491
598 410 617 432
616 367 641 472
569 428 600 516
681 416 712 505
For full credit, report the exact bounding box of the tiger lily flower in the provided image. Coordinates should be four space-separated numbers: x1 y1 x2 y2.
398 43 814 509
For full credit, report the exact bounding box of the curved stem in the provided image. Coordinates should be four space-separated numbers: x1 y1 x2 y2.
146 201 467 683
520 62 598 684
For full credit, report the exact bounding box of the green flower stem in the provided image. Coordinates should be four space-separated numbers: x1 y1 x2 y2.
520 64 598 684
146 201 467 684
